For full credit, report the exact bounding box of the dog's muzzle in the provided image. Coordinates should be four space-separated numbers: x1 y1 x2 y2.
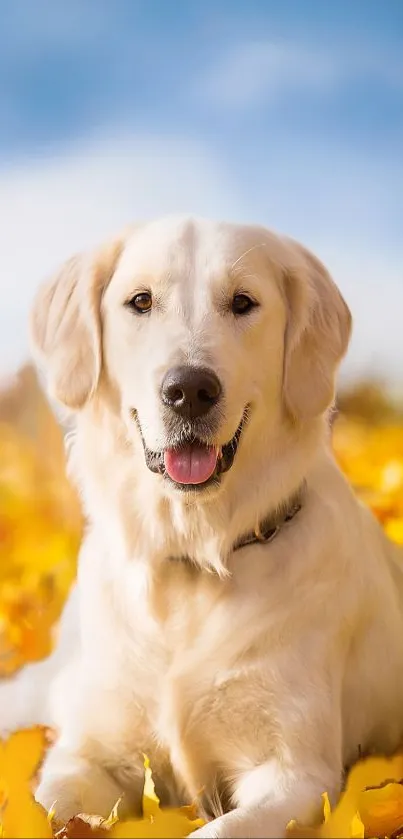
132 408 249 492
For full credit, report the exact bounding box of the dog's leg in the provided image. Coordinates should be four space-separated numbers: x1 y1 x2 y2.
34 669 166 822
189 759 342 839
35 734 169 823
35 745 129 822
34 702 147 823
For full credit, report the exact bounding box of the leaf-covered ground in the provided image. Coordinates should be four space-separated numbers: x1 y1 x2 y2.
1 370 403 838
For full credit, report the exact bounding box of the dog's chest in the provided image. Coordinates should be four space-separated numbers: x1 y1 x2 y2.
124 559 231 670
120 561 278 791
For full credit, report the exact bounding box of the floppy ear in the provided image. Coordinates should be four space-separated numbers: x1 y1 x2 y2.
282 241 352 421
30 237 124 410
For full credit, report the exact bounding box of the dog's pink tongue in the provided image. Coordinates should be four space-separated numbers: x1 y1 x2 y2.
164 445 218 485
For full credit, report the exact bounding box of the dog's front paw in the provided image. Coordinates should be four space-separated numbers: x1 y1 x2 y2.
36 749 124 823
189 816 239 839
189 824 219 839
189 810 286 839
35 775 87 823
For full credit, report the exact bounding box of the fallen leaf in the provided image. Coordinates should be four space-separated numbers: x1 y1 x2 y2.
109 755 205 838
0 727 52 838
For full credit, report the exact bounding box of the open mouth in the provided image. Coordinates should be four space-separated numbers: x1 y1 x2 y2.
133 409 249 491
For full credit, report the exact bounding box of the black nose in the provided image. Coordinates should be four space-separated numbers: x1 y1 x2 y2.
161 365 222 418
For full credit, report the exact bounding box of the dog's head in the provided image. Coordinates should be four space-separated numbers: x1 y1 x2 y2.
31 217 351 496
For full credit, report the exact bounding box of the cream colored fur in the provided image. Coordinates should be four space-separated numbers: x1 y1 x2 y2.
2 216 403 838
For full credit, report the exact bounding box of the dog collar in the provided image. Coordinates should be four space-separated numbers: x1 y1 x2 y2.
168 485 304 566
231 485 304 553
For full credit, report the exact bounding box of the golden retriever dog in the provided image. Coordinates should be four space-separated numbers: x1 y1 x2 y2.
1 216 403 838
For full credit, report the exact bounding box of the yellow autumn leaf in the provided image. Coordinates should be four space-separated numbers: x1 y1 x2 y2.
109 755 205 838
110 811 205 838
385 519 403 545
288 753 403 838
0 728 52 838
322 792 331 823
349 813 365 839
142 754 161 818
358 781 403 837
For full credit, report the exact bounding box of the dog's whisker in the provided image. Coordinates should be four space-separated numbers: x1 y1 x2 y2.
230 242 267 273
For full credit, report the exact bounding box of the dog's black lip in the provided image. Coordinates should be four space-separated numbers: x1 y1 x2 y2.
131 407 250 489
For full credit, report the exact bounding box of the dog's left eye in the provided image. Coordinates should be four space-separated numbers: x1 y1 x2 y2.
231 293 257 316
126 292 152 314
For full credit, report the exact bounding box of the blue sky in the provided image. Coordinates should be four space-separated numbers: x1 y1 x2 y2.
0 0 402 387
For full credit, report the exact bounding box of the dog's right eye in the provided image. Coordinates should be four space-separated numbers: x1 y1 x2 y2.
231 293 257 316
125 292 152 314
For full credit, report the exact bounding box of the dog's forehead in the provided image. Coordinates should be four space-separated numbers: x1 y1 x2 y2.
116 216 273 285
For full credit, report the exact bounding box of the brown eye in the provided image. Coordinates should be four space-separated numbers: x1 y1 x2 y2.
126 292 152 314
231 293 257 316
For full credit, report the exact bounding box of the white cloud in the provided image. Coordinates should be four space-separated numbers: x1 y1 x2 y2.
200 41 340 108
199 39 403 108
